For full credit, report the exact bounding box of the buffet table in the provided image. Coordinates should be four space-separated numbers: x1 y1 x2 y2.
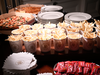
1 33 100 75
1 3 100 75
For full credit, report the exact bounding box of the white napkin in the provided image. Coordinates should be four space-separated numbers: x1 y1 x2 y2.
3 52 37 70
37 73 53 75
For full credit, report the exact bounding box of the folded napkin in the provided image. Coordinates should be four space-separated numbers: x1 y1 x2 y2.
3 52 37 70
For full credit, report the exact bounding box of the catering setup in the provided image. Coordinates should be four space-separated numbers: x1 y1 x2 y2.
1 3 100 75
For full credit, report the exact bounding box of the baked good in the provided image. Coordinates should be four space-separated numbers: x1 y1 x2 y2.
0 16 31 29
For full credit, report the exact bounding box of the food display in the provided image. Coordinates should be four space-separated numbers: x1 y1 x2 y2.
0 12 35 30
57 22 68 28
18 24 31 30
5 17 100 53
11 29 24 35
2 3 100 75
44 23 56 29
24 30 38 36
53 61 100 75
9 4 43 14
31 23 43 30
22 36 37 41
94 19 100 27
51 28 65 35
17 6 41 14
70 21 82 28
6 35 22 41
11 25 31 36
0 16 31 29
38 29 51 35
66 26 80 34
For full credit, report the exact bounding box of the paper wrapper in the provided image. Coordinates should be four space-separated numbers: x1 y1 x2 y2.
24 40 37 53
53 38 66 52
68 38 80 51
68 34 82 51
9 40 23 53
39 39 51 52
82 37 96 50
2 52 37 74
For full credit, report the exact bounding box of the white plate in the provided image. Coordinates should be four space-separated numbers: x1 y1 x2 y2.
65 12 91 22
38 12 64 20
41 5 63 12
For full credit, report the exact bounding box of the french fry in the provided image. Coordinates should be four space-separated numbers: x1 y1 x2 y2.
6 35 22 41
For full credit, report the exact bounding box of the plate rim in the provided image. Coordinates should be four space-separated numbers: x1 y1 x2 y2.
38 12 64 20
41 5 63 11
64 12 91 21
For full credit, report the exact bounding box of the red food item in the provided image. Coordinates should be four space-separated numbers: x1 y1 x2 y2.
53 61 100 75
83 67 90 74
65 63 74 74
85 62 96 71
54 62 66 72
55 72 61 75
73 61 78 73
90 65 100 75
76 65 82 73
78 61 85 67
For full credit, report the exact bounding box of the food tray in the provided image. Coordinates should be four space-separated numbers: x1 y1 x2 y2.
53 61 100 75
9 3 44 14
0 12 35 30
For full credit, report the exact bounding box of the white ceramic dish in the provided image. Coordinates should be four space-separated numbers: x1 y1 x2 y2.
41 5 63 12
64 12 91 23
37 12 64 24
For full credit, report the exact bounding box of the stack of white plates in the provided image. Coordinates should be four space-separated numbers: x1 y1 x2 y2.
41 5 63 12
37 12 64 24
64 12 92 23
